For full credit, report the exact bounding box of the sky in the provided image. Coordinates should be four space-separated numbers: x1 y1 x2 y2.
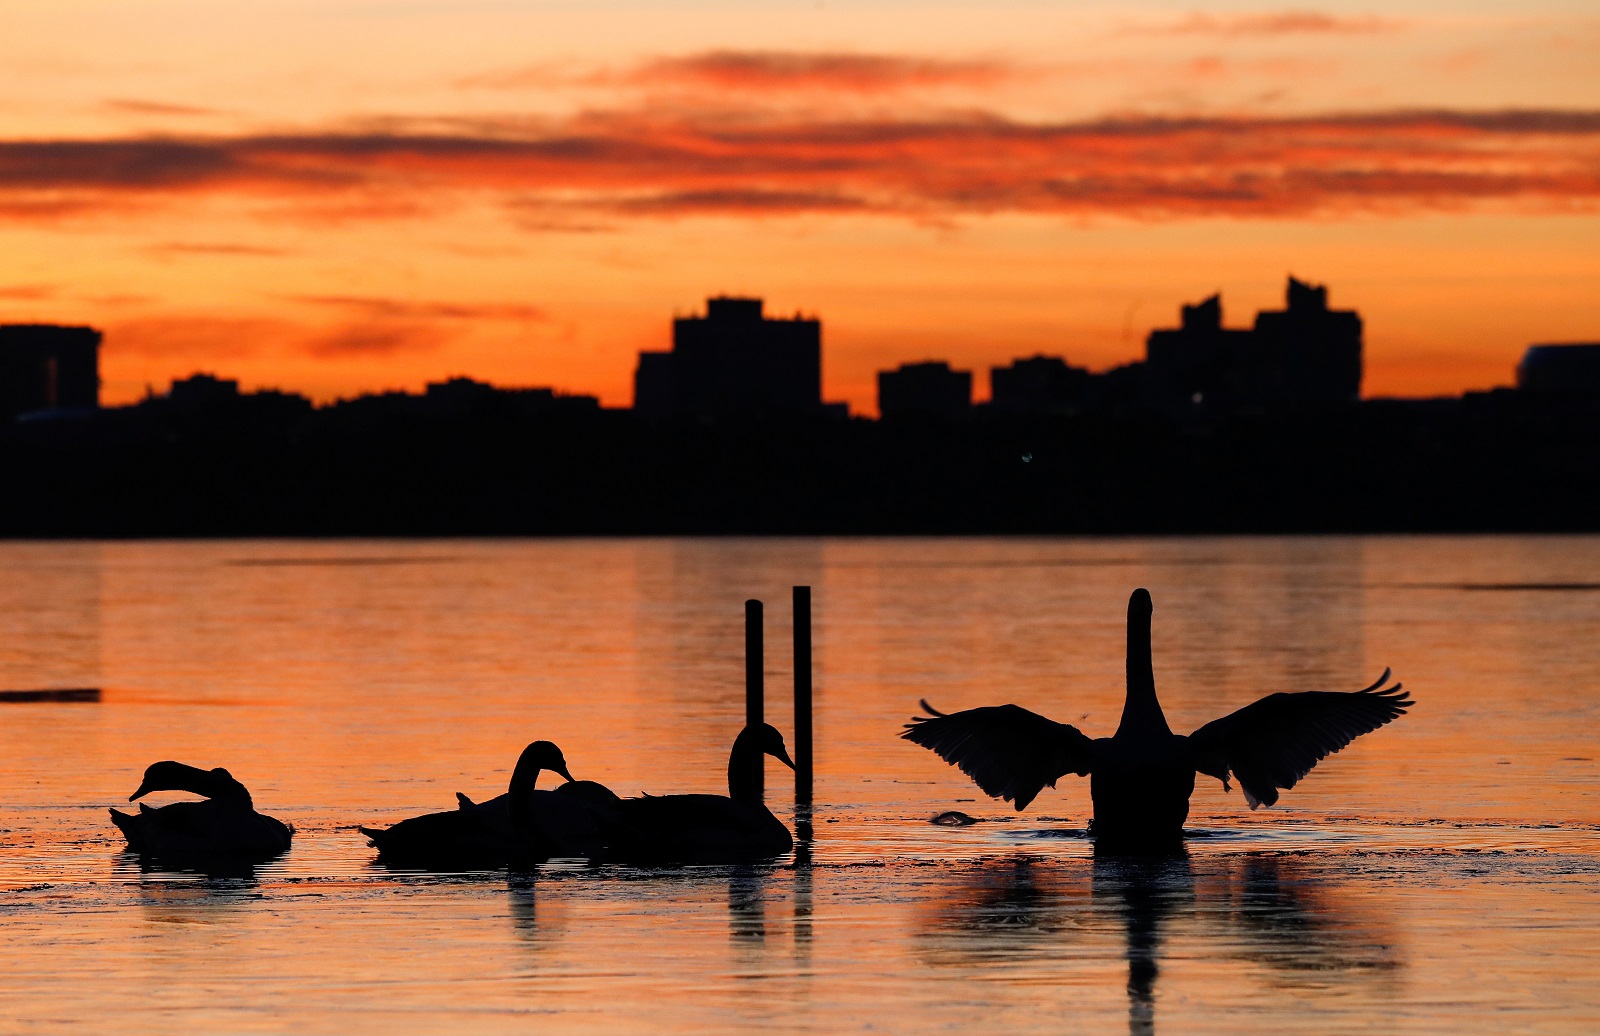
2 1 1597 412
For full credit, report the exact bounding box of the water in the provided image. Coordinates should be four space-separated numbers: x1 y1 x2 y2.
1 536 1598 1034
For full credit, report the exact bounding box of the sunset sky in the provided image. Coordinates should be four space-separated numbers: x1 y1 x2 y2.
2 1 1597 412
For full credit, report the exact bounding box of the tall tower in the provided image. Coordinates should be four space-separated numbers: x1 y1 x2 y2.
0 324 102 420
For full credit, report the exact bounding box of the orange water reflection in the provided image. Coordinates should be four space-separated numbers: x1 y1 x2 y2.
0 537 1598 1033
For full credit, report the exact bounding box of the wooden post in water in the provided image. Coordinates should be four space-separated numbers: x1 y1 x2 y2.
793 585 813 840
745 598 764 801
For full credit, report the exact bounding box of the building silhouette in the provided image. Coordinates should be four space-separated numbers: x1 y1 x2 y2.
2 280 1598 536
634 296 822 418
0 324 101 420
167 372 241 406
1252 277 1363 405
989 355 1093 415
1518 343 1600 396
1144 278 1361 413
878 361 972 420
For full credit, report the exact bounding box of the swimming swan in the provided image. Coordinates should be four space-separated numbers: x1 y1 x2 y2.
109 761 292 863
360 740 580 869
611 723 796 864
903 588 1412 849
455 778 623 859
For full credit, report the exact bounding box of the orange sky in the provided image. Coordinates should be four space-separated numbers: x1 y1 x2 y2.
2 1 1598 412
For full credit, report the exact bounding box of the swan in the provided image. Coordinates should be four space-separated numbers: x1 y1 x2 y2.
360 740 586 869
109 761 292 863
903 588 1412 850
455 777 624 859
610 723 796 864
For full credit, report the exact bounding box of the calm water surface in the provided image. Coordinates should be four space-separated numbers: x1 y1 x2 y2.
1 536 1598 1034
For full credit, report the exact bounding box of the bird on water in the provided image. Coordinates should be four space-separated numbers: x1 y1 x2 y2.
609 722 797 864
109 761 292 863
903 588 1412 850
361 740 600 869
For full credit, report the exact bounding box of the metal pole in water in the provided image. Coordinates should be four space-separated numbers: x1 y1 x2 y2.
745 598 764 801
793 586 813 836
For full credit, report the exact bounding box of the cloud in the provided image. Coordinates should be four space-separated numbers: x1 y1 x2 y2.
0 283 57 300
302 323 439 357
107 311 450 361
630 51 1012 93
102 98 221 117
103 315 289 358
147 241 292 257
289 295 548 358
0 193 142 221
0 107 1595 223
1134 11 1404 37
293 295 548 321
607 188 872 215
462 50 1012 94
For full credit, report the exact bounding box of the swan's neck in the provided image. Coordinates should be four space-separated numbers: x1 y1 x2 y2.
506 755 545 820
726 729 766 807
142 763 253 806
1116 605 1171 739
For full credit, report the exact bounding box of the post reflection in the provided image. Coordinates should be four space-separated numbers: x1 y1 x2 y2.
792 842 814 968
918 851 1402 1035
724 855 816 965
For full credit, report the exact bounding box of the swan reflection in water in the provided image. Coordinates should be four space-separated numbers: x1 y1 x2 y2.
112 854 265 923
917 850 1400 1035
505 873 570 959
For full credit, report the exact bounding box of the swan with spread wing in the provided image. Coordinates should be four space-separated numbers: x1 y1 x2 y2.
903 588 1412 849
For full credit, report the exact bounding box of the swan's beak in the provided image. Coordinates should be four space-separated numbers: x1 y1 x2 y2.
128 781 153 802
554 763 574 783
773 746 796 771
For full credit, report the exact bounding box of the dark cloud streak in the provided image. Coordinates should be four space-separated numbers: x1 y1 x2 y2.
1 107 1596 221
293 295 548 321
634 50 1011 92
461 49 1012 93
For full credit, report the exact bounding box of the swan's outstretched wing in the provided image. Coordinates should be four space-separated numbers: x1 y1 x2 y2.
902 700 1095 811
1189 669 1411 809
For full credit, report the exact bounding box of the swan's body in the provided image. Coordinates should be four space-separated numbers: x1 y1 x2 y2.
109 761 291 863
611 723 796 864
904 588 1412 850
361 741 589 869
455 779 623 859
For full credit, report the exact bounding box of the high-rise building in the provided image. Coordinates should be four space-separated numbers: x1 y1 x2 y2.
634 297 822 418
1517 343 1600 395
0 324 101 420
1252 277 1363 405
878 361 972 420
1143 278 1361 412
990 355 1093 414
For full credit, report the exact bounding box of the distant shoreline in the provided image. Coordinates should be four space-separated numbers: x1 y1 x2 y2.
5 397 1597 538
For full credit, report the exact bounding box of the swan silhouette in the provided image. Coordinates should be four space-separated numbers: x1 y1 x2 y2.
361 740 594 869
610 723 796 864
109 761 292 863
903 588 1412 849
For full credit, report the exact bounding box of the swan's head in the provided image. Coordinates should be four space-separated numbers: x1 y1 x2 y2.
129 761 241 802
1128 587 1153 621
750 723 796 771
514 740 574 784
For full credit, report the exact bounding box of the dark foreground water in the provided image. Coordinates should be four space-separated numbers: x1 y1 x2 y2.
1 536 1598 1034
